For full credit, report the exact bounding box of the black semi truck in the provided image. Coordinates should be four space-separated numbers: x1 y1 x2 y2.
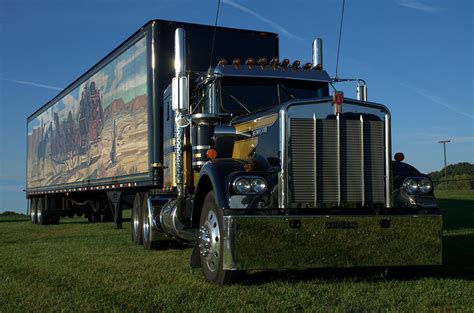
27 20 442 284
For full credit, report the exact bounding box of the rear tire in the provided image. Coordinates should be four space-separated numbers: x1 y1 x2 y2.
37 198 47 225
30 198 37 224
198 191 237 285
132 193 143 245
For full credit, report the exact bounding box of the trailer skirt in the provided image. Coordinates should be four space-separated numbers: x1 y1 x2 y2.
223 214 442 270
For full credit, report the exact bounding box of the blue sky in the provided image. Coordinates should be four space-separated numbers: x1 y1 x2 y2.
0 0 473 213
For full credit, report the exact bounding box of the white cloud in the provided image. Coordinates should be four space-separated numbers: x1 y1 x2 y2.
222 0 305 42
397 0 440 13
0 77 62 91
400 83 474 120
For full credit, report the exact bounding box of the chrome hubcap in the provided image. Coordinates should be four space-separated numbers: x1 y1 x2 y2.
198 210 220 272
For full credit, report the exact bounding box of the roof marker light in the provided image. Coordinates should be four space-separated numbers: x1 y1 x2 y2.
291 60 301 68
245 57 255 67
270 57 279 67
281 58 290 67
218 59 228 67
257 57 268 67
232 58 241 67
303 62 312 69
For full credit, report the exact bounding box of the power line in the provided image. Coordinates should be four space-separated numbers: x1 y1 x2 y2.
208 0 221 71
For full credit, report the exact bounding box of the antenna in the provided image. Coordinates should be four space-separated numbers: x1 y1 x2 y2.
334 0 346 80
208 0 222 71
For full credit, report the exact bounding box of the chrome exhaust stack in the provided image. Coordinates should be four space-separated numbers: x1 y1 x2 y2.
357 80 368 101
312 38 323 70
172 28 189 223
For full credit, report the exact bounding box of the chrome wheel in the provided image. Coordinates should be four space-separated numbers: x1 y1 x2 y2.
131 193 143 245
37 199 43 225
142 206 150 245
30 199 37 224
199 209 220 272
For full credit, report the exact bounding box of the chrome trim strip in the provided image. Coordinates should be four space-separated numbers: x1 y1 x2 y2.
313 113 317 206
192 145 211 150
278 108 287 208
336 113 341 206
360 114 365 207
385 113 392 208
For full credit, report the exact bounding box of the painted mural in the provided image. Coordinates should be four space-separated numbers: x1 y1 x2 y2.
27 37 149 189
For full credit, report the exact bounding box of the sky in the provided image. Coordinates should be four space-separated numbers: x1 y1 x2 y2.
0 0 473 213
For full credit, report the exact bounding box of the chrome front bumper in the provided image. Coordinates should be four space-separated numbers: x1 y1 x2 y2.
222 214 442 270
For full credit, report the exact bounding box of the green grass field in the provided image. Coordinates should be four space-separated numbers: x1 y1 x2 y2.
1 191 473 312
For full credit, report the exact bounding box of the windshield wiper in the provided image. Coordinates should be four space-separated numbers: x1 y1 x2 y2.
228 94 251 113
279 84 297 101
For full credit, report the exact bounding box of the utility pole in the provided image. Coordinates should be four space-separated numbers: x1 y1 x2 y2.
438 140 451 190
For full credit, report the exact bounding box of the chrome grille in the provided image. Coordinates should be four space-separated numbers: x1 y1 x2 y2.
289 116 385 206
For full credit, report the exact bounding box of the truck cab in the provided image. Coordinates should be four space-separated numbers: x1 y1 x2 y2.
152 30 442 284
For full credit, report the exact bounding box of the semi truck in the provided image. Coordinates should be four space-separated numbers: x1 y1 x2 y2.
27 20 442 284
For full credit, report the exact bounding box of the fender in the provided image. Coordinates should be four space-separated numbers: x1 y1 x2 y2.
192 159 247 227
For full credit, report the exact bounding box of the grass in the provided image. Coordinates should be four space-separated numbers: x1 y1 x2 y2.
1 192 473 312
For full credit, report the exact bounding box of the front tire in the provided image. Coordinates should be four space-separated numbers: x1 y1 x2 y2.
142 194 159 250
198 191 236 285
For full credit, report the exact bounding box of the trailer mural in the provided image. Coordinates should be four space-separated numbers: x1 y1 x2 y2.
27 37 148 189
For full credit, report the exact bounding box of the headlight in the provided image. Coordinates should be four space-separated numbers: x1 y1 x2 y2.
403 177 433 194
418 177 433 194
233 178 251 193
403 178 419 194
233 176 267 194
251 177 267 193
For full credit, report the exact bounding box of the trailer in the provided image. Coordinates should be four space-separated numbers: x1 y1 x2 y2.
27 19 442 284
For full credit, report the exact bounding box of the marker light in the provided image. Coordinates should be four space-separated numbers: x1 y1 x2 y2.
394 152 405 162
245 57 255 67
270 57 279 67
303 62 312 69
280 58 290 67
218 59 228 67
206 149 218 160
232 58 241 67
291 60 301 68
257 57 268 67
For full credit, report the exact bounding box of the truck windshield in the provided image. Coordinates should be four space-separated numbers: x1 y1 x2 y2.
220 77 329 114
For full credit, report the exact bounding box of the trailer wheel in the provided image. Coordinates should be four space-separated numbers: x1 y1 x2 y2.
132 193 143 245
37 198 46 225
30 198 37 224
199 191 236 285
